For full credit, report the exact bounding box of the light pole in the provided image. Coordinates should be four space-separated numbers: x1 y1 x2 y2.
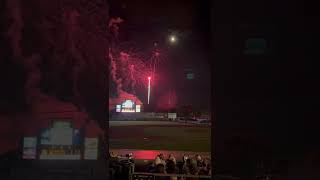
147 76 151 104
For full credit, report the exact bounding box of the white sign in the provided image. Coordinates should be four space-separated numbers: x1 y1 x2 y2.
168 113 177 119
22 137 37 159
84 138 98 160
136 105 141 112
116 105 121 112
122 100 134 108
50 127 73 145
50 122 73 145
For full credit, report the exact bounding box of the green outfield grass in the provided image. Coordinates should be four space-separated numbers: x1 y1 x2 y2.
109 124 211 152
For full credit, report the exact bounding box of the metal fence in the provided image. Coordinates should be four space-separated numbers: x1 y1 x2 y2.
132 172 212 180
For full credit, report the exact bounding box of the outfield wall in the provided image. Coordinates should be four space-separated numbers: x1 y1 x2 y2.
110 112 166 121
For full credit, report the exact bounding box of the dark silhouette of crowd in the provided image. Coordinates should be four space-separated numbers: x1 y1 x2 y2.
109 152 211 180
149 153 211 180
109 152 135 180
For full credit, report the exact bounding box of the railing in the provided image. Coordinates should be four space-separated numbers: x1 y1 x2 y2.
132 172 212 180
132 172 247 180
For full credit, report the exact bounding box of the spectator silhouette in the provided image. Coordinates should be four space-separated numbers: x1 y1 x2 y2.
195 154 203 167
166 160 179 180
167 154 177 165
154 155 166 166
182 159 192 174
154 164 168 180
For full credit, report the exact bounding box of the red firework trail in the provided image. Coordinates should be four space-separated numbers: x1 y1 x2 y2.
109 49 153 97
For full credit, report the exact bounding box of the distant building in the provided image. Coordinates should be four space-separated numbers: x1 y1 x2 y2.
109 90 143 113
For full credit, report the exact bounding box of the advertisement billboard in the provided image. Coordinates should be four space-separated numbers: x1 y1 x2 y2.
22 119 100 160
84 138 98 160
39 121 81 160
50 121 73 145
168 113 177 119
22 137 37 159
121 100 135 112
136 105 141 112
116 105 121 112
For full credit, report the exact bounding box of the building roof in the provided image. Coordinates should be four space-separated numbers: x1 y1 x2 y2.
109 90 143 111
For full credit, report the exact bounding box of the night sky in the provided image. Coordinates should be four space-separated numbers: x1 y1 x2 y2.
110 0 211 111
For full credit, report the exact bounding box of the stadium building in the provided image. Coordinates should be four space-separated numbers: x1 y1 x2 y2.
109 90 143 113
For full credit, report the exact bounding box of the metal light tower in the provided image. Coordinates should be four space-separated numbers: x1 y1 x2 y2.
147 76 151 104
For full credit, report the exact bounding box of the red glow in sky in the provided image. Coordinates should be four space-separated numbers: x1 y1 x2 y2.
157 90 177 110
148 76 151 80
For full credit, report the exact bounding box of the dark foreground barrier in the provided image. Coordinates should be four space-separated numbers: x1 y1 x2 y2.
0 160 108 180
132 172 212 180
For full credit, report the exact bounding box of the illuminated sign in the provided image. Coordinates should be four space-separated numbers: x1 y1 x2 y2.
39 121 81 160
121 109 135 112
121 100 135 113
50 121 73 145
84 138 98 160
115 100 142 113
136 105 141 112
22 137 37 159
23 120 101 160
168 113 177 119
122 100 134 108
116 105 121 112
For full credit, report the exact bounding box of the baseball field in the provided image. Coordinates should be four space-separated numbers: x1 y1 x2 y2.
109 121 211 159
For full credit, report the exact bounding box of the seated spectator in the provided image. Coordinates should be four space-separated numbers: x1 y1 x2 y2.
110 151 118 158
109 156 124 180
182 154 189 164
181 158 199 180
155 163 166 173
155 156 161 164
166 160 179 180
150 154 166 173
167 154 177 165
199 158 211 180
159 153 166 162
154 155 166 166
191 159 199 174
154 164 169 180
198 158 208 172
195 155 203 167
182 158 192 174
188 160 199 180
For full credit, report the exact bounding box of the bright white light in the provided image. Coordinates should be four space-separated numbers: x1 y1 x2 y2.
122 100 134 108
121 109 135 113
116 105 121 112
169 35 176 43
136 105 141 112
